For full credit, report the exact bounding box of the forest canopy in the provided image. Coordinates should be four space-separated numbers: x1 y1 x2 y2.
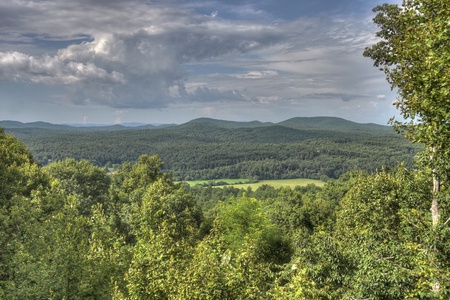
1 124 449 298
2 117 419 181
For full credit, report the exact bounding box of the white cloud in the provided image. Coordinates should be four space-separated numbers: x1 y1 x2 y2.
185 85 256 103
114 109 127 124
0 51 125 85
235 70 279 79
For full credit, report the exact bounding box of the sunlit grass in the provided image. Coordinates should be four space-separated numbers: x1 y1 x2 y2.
230 178 325 189
184 178 325 188
183 178 248 186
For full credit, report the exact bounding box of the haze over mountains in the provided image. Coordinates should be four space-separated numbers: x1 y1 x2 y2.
0 116 416 182
0 116 391 132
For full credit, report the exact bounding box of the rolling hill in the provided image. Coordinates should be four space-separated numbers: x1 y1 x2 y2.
1 117 419 181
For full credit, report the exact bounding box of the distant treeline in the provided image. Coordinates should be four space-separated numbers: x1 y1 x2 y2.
2 117 420 181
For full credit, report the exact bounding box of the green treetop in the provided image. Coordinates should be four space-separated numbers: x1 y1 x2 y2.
364 1 450 227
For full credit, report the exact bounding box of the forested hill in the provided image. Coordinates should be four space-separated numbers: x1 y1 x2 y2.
1 117 420 181
278 116 392 132
182 116 391 132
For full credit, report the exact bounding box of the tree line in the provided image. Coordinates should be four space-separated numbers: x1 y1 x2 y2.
5 120 419 181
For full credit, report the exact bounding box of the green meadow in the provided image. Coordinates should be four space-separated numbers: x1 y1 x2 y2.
185 178 325 189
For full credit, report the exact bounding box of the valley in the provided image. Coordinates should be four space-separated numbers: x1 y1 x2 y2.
1 116 420 181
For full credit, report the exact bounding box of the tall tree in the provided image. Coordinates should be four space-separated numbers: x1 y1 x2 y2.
364 2 450 294
363 1 450 227
126 179 203 299
109 154 168 244
43 159 111 216
0 129 48 297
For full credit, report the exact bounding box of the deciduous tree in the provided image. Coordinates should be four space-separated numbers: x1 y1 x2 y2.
364 0 450 227
364 2 450 294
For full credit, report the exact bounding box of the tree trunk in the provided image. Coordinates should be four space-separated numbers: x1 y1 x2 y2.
430 148 440 295
431 169 440 227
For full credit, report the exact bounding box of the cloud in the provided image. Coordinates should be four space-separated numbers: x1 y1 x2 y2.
235 70 279 79
0 0 282 109
114 109 127 124
0 51 126 85
183 85 257 103
0 0 399 125
303 93 367 102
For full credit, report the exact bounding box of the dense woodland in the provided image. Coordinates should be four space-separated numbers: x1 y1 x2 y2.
2 117 419 181
1 126 450 299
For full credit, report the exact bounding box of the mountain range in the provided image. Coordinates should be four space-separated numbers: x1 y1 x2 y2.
0 116 391 133
1 116 416 181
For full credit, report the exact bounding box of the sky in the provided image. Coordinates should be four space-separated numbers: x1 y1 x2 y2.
0 0 403 125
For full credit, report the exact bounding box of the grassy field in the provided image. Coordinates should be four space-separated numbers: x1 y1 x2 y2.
184 178 248 186
185 178 325 189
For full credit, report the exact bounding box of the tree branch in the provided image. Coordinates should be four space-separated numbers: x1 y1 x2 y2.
444 217 450 226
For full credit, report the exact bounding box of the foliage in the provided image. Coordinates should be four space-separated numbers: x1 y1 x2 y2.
214 194 292 264
364 0 450 226
364 2 450 295
364 2 450 153
5 117 418 181
2 124 450 298
0 129 49 297
279 167 450 299
43 158 111 216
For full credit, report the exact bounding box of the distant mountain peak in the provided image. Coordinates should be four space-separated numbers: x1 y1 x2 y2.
184 118 272 128
277 116 391 132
